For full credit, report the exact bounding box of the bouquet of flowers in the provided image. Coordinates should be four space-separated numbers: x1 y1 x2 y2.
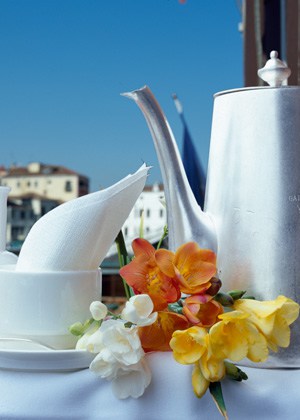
70 231 299 419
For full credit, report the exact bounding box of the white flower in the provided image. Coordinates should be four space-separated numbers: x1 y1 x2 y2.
76 327 104 353
121 294 157 326
75 323 100 350
90 301 108 321
86 317 151 399
100 319 144 365
111 359 152 399
76 333 92 350
90 347 121 380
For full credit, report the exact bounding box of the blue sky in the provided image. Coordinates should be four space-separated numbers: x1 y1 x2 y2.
0 0 243 191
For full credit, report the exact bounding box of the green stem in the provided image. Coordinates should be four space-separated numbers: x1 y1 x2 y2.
157 225 168 249
139 210 144 238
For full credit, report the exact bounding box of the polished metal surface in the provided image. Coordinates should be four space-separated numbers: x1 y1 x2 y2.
126 85 300 368
206 86 300 367
123 86 217 253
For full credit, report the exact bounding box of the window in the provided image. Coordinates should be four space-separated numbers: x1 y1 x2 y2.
65 180 72 192
27 181 31 187
160 209 164 218
124 227 128 237
16 181 21 188
12 226 24 239
146 209 151 218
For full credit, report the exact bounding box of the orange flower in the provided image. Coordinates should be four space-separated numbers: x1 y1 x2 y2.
139 311 189 352
183 295 223 327
119 238 181 311
173 242 217 295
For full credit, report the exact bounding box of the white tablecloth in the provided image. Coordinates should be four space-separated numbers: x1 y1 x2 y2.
0 352 299 420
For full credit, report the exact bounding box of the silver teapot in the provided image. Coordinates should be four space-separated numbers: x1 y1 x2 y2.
124 52 300 367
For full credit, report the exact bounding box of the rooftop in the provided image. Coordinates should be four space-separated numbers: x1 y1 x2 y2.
2 162 88 179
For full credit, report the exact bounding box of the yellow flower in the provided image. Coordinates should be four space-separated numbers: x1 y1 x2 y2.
170 326 207 364
170 326 225 398
192 363 210 398
234 296 300 352
210 311 269 363
192 352 225 398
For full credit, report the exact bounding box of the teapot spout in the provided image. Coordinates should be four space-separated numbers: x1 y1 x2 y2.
123 86 217 252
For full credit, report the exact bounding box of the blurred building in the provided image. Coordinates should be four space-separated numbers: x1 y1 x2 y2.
1 162 89 202
122 183 166 243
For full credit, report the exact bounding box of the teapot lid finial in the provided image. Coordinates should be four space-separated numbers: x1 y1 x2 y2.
257 50 291 87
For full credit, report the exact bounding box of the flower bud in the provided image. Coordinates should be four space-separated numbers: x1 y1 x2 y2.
206 277 222 296
214 292 234 307
90 301 108 321
225 361 248 381
121 294 157 326
228 289 246 300
69 322 84 336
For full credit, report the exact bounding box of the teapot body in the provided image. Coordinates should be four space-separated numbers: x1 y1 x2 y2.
205 86 300 366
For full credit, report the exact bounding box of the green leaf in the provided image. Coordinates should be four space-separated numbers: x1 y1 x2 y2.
115 230 129 267
115 230 132 300
209 382 228 419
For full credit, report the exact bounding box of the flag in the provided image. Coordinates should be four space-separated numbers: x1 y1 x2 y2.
172 94 206 208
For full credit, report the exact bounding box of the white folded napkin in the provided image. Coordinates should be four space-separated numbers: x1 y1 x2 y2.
16 164 149 272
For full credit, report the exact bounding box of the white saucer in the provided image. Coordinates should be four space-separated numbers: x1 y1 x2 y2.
0 345 95 372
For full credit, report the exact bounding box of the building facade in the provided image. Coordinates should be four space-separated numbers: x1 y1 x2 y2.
123 183 166 242
1 162 89 202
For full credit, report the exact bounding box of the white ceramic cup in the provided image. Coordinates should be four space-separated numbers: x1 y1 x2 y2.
0 267 102 349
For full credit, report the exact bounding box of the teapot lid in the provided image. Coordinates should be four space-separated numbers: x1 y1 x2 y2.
215 51 294 98
257 50 291 87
